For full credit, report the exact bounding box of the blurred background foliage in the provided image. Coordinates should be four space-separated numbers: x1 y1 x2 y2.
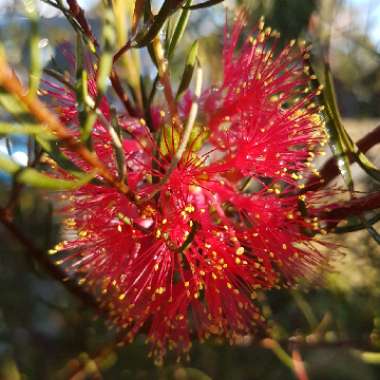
0 0 379 379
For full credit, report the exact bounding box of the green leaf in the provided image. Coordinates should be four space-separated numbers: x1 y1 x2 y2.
0 90 29 117
323 63 380 244
134 0 185 47
176 40 199 99
324 63 380 184
167 0 192 59
335 213 380 234
25 0 41 97
183 0 224 10
96 6 116 100
0 154 94 190
75 39 96 148
339 124 380 183
76 65 94 147
110 108 126 181
0 90 55 144
0 122 55 138
354 150 380 182
323 63 353 190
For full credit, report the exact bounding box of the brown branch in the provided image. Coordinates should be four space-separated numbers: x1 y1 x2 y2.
0 209 98 309
67 0 98 48
314 192 380 230
0 57 130 197
113 39 132 64
306 124 380 191
109 68 139 117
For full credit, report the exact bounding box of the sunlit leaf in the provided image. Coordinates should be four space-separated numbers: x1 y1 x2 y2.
324 64 380 184
0 154 94 189
323 63 353 190
96 6 116 100
0 90 29 117
0 122 55 138
168 0 192 59
75 40 95 148
323 63 380 243
176 40 199 99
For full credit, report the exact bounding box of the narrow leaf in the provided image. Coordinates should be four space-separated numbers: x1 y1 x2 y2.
0 122 55 138
335 213 380 234
75 40 96 148
323 63 353 190
183 0 224 10
134 0 185 47
25 0 41 97
0 89 29 117
324 63 380 183
110 108 126 181
0 154 94 190
323 63 380 244
36 138 99 182
176 40 199 99
167 0 192 59
96 6 116 100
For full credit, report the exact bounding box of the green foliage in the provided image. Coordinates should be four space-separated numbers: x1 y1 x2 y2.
0 0 379 379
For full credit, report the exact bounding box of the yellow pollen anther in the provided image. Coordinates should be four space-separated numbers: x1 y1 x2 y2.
236 247 244 256
184 204 195 213
156 287 166 295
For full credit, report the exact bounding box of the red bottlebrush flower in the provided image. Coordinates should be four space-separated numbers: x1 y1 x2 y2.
203 16 326 187
47 17 331 364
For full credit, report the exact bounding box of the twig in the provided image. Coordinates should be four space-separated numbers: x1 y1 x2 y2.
314 192 380 230
291 349 310 380
306 124 380 191
67 0 98 47
113 39 132 65
0 56 130 196
0 209 98 309
152 36 182 131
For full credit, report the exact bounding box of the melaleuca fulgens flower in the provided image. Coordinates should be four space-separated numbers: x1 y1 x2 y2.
46 16 332 364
